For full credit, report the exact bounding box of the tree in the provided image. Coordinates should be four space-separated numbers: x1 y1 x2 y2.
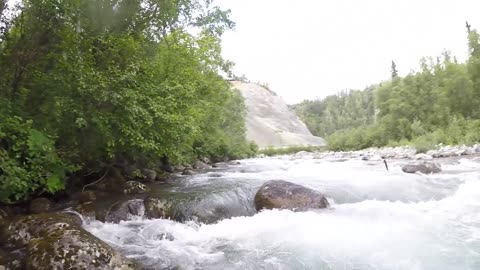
0 0 254 203
391 60 398 79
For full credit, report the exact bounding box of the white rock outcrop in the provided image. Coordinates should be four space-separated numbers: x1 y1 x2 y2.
231 81 325 148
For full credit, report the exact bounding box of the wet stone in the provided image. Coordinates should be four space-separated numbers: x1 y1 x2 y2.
28 198 52 214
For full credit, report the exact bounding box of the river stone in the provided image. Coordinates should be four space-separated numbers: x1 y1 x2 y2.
193 161 210 170
182 169 195 176
104 199 144 223
124 181 150 195
174 164 185 171
0 207 11 229
254 180 329 211
402 161 442 174
74 202 97 221
29 198 52 214
0 213 83 249
141 169 157 183
1 214 137 270
144 197 176 220
414 153 433 160
0 248 24 270
91 167 126 193
78 191 97 203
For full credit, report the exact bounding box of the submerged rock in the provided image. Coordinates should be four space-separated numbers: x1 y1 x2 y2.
402 161 442 174
254 180 329 211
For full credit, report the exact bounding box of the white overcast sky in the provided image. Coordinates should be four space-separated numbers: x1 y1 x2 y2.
215 0 480 104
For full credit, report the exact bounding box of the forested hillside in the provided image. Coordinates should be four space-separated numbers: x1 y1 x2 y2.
294 23 480 151
0 0 255 203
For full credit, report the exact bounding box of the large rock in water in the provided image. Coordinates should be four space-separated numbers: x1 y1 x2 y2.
0 213 135 269
402 161 442 174
231 81 325 148
254 180 329 211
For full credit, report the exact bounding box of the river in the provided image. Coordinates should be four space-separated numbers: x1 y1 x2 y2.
84 154 480 270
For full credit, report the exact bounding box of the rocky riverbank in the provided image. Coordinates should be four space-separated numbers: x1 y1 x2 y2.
0 158 225 269
1 144 480 269
288 144 480 161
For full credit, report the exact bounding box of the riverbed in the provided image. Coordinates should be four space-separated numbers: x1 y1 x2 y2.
84 154 480 270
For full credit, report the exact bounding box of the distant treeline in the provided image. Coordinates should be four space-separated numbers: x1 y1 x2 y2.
293 23 480 152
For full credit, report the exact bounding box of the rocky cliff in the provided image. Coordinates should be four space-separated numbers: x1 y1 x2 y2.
231 81 325 148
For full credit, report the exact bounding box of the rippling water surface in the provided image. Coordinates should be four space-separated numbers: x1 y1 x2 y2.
85 154 480 270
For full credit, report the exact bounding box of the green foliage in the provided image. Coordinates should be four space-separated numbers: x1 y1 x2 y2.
0 111 70 203
0 0 254 202
293 87 376 138
297 25 480 152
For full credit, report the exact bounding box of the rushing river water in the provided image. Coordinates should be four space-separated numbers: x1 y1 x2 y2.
84 154 480 270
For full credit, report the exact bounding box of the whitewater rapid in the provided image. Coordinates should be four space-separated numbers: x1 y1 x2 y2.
84 154 480 270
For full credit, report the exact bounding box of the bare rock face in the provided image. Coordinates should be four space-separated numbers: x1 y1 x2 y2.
254 180 329 211
402 161 442 174
231 81 325 148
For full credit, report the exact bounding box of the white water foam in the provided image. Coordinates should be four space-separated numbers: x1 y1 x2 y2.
84 157 480 270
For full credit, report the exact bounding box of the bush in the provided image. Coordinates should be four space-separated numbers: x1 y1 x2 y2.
0 114 71 203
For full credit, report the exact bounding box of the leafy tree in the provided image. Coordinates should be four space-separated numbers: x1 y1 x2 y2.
0 0 254 203
295 24 480 151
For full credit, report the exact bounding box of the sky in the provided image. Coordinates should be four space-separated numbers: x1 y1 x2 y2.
215 0 480 104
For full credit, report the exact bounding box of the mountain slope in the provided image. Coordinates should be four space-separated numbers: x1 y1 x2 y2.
231 81 325 148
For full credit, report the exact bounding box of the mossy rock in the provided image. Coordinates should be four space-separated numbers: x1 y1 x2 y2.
144 197 176 220
1 213 82 248
1 213 137 269
26 225 135 270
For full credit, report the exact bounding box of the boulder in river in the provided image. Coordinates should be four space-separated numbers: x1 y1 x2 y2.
144 197 176 220
104 199 145 223
402 161 442 174
254 180 329 211
0 213 135 269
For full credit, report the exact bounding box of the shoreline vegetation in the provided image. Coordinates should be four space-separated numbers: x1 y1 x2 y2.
294 22 480 153
0 0 257 205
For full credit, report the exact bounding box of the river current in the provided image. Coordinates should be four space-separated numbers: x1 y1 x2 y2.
84 154 480 270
